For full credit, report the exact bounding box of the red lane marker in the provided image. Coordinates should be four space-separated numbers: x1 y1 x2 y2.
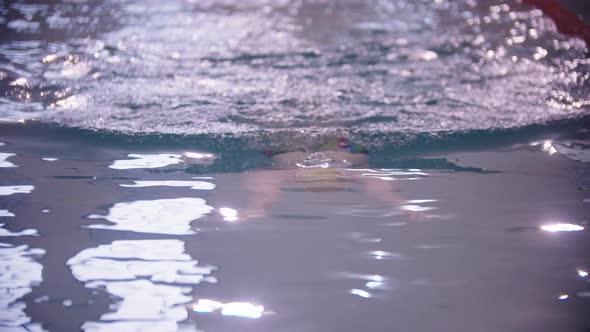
522 0 590 45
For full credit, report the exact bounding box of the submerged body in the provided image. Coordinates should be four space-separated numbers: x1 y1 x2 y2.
238 142 416 219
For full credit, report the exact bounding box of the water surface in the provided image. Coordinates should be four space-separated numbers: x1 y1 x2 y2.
0 0 590 331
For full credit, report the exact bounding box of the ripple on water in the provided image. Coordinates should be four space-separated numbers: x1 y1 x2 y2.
352 168 429 181
343 232 382 244
67 240 216 332
0 243 45 332
335 272 395 299
553 143 590 163
367 250 403 261
86 198 213 235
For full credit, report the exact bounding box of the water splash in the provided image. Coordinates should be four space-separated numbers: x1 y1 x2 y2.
0 0 587 143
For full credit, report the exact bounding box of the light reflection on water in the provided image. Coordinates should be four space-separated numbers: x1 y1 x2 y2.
336 272 395 300
532 140 590 162
343 232 382 244
67 240 216 332
0 185 34 196
0 225 38 237
0 243 45 332
540 223 584 232
1 134 590 331
86 198 213 235
193 299 265 319
109 154 185 170
0 153 17 168
350 168 429 181
218 207 239 222
110 153 217 170
0 210 15 217
367 250 402 261
398 204 436 212
0 185 38 237
121 180 216 190
349 288 372 299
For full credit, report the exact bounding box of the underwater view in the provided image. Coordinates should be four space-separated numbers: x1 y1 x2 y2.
1 0 590 331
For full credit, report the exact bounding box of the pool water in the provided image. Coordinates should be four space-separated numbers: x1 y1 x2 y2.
1 126 590 332
1 0 590 331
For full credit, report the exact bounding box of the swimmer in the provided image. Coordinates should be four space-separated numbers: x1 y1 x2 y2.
240 136 425 221
265 136 369 170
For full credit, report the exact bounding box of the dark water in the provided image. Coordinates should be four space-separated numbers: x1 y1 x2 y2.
1 0 590 331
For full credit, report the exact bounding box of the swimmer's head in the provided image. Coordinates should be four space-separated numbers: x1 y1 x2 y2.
316 136 368 154
263 136 368 159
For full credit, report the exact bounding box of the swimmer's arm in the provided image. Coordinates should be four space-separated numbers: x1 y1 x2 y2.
361 175 404 204
361 175 425 221
242 170 293 219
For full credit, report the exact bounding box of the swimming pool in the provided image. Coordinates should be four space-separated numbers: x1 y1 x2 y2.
0 0 589 331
